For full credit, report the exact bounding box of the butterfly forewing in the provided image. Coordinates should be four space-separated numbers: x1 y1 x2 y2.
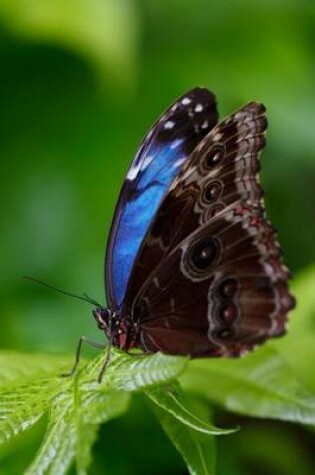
105 88 218 309
122 101 268 311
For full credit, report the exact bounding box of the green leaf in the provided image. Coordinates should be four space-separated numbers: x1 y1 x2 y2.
25 390 76 475
0 349 189 474
84 350 188 392
10 348 180 474
25 377 130 475
0 351 72 387
145 381 235 435
151 403 216 475
180 346 315 426
0 352 72 446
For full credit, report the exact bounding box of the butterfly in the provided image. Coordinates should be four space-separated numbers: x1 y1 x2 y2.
92 87 295 370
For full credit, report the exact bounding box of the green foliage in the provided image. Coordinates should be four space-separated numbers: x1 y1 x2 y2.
181 346 315 425
151 404 216 475
144 382 234 435
0 353 72 447
1 306 315 475
0 349 226 474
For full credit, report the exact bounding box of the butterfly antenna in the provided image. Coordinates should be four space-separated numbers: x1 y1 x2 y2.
23 276 102 307
83 293 102 307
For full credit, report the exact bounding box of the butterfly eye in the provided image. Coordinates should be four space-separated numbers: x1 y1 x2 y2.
188 237 220 271
205 144 224 169
218 278 239 299
204 181 222 202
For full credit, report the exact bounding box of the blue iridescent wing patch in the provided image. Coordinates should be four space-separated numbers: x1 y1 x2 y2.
105 88 218 308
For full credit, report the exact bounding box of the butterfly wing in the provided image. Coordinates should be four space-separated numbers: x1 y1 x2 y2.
122 102 295 356
105 88 218 308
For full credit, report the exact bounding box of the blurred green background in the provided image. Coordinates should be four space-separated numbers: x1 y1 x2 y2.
0 0 314 473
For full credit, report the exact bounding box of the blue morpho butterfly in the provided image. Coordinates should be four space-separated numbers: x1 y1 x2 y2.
66 88 295 380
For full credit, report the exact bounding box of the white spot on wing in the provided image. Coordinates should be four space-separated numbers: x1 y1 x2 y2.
195 103 203 112
170 138 184 150
201 120 209 129
164 120 175 129
182 97 192 105
140 154 154 171
127 161 142 180
174 157 186 168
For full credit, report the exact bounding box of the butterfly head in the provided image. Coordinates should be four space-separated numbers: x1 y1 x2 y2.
93 307 113 332
93 307 139 350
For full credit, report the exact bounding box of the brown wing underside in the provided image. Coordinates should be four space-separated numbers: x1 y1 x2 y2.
122 101 295 356
132 204 294 356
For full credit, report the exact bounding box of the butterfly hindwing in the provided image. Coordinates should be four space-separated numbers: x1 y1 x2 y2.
126 203 294 356
121 101 294 356
105 88 218 308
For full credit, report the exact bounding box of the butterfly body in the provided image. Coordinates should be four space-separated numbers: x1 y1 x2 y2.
96 88 295 359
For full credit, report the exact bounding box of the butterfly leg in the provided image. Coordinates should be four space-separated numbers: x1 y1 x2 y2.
61 336 106 378
97 341 112 383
